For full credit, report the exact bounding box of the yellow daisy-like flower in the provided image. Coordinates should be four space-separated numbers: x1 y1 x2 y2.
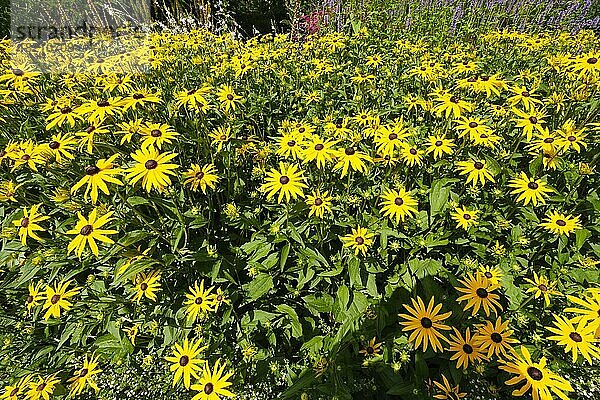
132 270 161 303
208 126 231 152
184 280 216 321
398 296 452 353
42 280 80 320
1 374 32 400
183 163 219 194
379 188 418 224
26 375 60 400
305 190 333 218
451 206 478 230
358 337 383 357
432 375 467 400
13 204 49 246
547 315 600 364
126 148 179 193
333 146 372 177
261 162 308 203
499 346 573 400
474 316 518 359
539 211 581 236
139 122 179 150
45 133 78 163
455 160 495 186
447 327 488 369
524 272 560 307
217 85 242 112
71 154 123 204
165 338 207 389
565 289 600 335
68 354 102 396
341 226 374 256
190 359 235 400
508 172 553 206
66 208 117 257
425 135 455 159
455 272 503 317
25 281 44 312
301 136 338 169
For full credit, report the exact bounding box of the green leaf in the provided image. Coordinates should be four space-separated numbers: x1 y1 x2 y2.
348 256 362 288
279 242 290 271
275 304 303 338
245 274 274 301
429 180 450 217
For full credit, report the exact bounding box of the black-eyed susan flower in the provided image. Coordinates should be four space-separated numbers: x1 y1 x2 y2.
261 162 308 203
125 148 179 193
132 270 161 303
398 296 451 353
1 374 32 400
379 188 418 224
547 315 600 364
455 272 503 317
432 375 466 400
425 134 454 159
212 288 230 312
508 172 553 206
0 180 20 202
183 164 219 194
42 280 80 320
524 271 559 307
12 204 49 246
359 337 383 357
433 93 473 118
301 136 338 169
217 85 242 112
71 154 123 204
305 190 333 218
26 281 44 312
474 316 518 358
26 375 60 400
512 107 547 141
175 86 211 111
121 88 161 111
565 289 600 335
456 160 495 186
66 208 117 257
166 338 207 389
557 120 587 152
333 146 372 177
76 123 110 154
115 119 143 144
276 132 304 159
479 265 503 285
399 144 424 166
11 141 45 172
45 104 83 129
139 122 178 150
454 116 492 140
79 97 123 124
45 133 77 163
451 206 478 230
499 346 572 400
539 211 581 236
341 226 374 256
68 354 102 396
184 280 216 321
190 359 235 400
209 126 231 152
447 327 488 369
508 85 543 110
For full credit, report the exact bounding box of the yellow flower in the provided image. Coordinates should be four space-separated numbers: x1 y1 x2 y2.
508 172 553 206
305 190 333 218
132 270 161 303
12 204 49 245
539 211 581 236
379 188 418 224
432 375 467 400
66 208 118 257
301 136 338 169
42 280 80 320
139 122 179 150
165 338 207 389
261 162 308 203
474 316 518 358
217 85 242 112
26 375 60 400
447 327 488 369
547 315 600 364
341 226 374 256
71 154 123 204
455 272 503 317
184 280 216 321
425 135 455 159
125 148 179 193
190 359 235 400
524 272 560 306
456 160 495 186
398 296 452 352
333 146 372 177
451 206 478 230
68 354 102 395
25 281 44 312
183 164 219 194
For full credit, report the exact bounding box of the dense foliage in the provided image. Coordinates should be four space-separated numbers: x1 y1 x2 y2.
1 24 600 400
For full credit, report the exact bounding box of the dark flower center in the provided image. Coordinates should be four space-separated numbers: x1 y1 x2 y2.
21 154 31 161
450 96 459 103
132 93 145 100
86 125 96 133
49 141 60 149
469 122 478 128
187 89 196 95
287 140 296 147
37 383 46 391
145 160 158 169
556 219 566 227
51 294 61 304
86 165 100 175
474 161 484 170
151 129 162 137
529 116 538 124
462 344 474 354
226 94 234 101
527 181 539 190
568 135 576 142
491 332 503 343
355 236 364 245
394 197 404 206
12 68 24 76
522 91 530 97
80 224 94 236
409 148 417 155
366 346 374 354
569 332 583 342
21 217 30 228
389 133 398 140
480 75 489 81
527 366 543 381
314 197 323 206
315 143 324 151
27 295 34 303
420 317 433 328
484 272 493 279
61 106 72 114
298 127 305 133
538 284 548 292
195 297 203 304
195 171 205 179
204 382 214 394
463 213 471 220
220 135 227 140
476 288 488 298
480 133 488 138
544 137 554 143
345 147 355 156
216 295 223 301
10 388 18 396
587 57 598 64
179 355 189 366
279 175 290 184
79 368 88 377
97 101 110 107
467 77 477 82
435 140 443 146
